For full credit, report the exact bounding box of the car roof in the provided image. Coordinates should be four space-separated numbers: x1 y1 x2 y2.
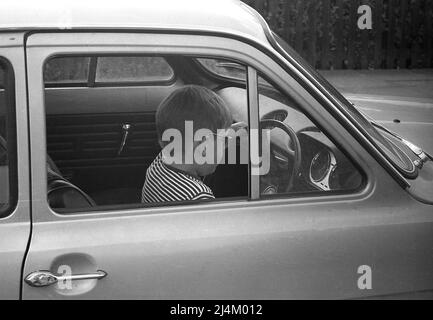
1 0 269 44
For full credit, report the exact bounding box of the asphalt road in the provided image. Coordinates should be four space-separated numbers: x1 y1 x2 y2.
321 69 433 102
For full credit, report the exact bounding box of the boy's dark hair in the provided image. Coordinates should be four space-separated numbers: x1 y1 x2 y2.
156 85 232 145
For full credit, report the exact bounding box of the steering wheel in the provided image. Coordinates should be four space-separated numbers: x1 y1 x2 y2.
260 118 302 193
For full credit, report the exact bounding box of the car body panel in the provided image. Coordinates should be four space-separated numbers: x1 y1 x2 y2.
20 32 433 299
22 193 433 299
0 32 31 300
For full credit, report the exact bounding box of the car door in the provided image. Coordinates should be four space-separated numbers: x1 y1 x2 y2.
0 32 31 300
22 31 433 299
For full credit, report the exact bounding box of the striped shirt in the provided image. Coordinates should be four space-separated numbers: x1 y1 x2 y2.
141 152 215 203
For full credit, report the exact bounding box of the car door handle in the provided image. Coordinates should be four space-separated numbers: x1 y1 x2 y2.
24 270 107 287
117 123 132 156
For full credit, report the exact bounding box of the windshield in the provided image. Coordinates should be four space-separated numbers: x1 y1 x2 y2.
271 32 417 178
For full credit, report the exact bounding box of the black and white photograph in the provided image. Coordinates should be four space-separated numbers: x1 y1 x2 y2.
1 0 433 306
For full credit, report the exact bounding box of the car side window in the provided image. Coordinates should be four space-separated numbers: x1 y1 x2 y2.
256 74 364 197
45 56 174 86
43 54 249 213
44 57 90 84
95 56 174 83
0 58 17 218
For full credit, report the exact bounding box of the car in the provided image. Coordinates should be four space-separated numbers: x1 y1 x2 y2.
1 0 433 300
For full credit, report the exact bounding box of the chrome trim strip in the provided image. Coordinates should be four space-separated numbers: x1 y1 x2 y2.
247 66 260 200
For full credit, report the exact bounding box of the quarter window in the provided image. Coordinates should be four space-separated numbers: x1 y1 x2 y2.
44 57 90 84
95 56 174 83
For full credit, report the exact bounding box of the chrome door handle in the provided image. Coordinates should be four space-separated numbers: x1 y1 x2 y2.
117 123 132 156
24 270 107 287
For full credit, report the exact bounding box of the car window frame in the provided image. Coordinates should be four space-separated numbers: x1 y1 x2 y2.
25 31 376 222
0 56 18 219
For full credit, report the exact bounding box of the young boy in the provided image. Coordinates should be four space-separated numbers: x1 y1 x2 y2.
141 85 233 203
